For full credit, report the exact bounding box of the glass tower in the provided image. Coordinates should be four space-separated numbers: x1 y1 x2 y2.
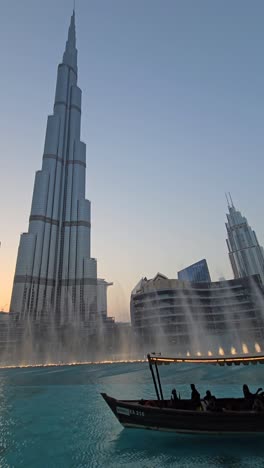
226 197 264 283
178 259 211 283
10 11 98 323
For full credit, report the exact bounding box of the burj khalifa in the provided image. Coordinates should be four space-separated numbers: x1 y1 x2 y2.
10 11 98 324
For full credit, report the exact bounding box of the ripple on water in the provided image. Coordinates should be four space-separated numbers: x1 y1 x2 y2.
0 362 263 467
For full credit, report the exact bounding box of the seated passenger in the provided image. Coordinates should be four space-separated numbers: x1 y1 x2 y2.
242 384 263 410
190 384 200 407
253 397 264 412
243 384 262 400
204 390 215 402
203 390 217 411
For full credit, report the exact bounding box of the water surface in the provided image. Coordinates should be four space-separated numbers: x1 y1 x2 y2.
0 362 263 467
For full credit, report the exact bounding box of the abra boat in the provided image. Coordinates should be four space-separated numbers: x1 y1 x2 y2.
101 353 264 434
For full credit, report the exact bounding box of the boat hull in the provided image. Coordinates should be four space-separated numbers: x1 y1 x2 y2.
101 393 264 434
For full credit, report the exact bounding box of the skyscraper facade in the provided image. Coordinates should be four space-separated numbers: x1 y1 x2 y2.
178 259 211 283
226 198 264 283
10 12 97 323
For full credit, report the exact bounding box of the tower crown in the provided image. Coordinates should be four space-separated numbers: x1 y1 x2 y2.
63 11 77 72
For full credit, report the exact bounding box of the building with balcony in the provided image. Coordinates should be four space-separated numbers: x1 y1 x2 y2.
130 273 264 355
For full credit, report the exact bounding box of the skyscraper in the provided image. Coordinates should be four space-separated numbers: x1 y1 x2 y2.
178 259 211 283
10 11 97 323
225 196 264 283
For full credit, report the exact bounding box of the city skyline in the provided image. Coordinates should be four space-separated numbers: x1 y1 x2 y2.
1 1 264 320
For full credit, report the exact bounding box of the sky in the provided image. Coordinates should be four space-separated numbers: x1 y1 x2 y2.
1 0 264 321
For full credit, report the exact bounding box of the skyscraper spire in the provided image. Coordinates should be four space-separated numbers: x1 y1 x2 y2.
10 11 98 324
63 10 77 72
228 192 234 208
225 202 264 283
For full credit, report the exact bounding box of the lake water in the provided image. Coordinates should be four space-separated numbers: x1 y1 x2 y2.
0 361 263 467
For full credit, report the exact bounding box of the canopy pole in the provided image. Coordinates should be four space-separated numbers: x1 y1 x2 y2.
147 354 160 401
154 361 164 403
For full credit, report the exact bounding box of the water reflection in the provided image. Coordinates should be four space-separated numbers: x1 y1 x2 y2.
114 429 264 467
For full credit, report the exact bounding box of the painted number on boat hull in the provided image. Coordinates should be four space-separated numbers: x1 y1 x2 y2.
116 406 130 416
116 407 145 417
129 409 145 417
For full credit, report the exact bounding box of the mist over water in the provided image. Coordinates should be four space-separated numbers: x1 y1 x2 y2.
2 274 264 368
132 277 264 360
1 312 139 367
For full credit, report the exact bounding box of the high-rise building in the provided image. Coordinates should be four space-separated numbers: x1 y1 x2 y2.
131 274 264 354
225 196 264 283
97 280 113 319
178 259 211 283
10 11 98 323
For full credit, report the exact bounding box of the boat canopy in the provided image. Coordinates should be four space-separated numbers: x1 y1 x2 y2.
148 354 264 366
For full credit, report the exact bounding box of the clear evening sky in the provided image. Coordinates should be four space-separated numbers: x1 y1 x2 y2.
0 0 264 320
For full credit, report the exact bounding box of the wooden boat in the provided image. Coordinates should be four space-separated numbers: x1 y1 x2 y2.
101 353 264 434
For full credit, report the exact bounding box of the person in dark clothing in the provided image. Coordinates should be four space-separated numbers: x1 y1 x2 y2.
190 384 200 407
204 390 215 402
253 397 264 412
171 388 178 402
243 384 262 400
243 384 263 410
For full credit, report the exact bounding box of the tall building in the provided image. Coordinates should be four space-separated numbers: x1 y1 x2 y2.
178 259 211 283
10 11 97 323
131 274 264 354
97 280 113 319
225 196 264 284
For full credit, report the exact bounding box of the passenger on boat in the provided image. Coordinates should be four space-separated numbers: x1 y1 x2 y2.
253 396 264 412
204 390 215 402
171 388 179 402
243 384 263 410
190 384 200 407
203 390 217 411
243 384 262 400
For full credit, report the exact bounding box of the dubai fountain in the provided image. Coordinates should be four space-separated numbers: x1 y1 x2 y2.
130 274 264 360
3 12 117 367
3 11 264 368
